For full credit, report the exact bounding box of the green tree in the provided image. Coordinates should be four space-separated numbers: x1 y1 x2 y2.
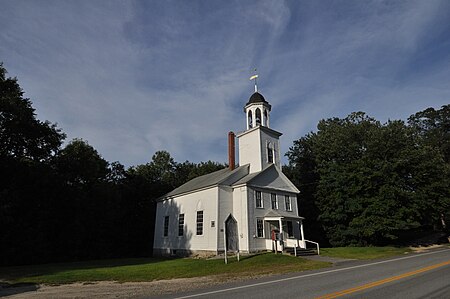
55 138 109 185
0 63 65 161
408 105 450 231
284 134 327 245
408 105 449 163
286 112 449 246
132 151 176 187
0 63 65 265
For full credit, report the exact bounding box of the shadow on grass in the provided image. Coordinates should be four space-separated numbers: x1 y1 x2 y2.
0 282 39 297
236 252 268 261
0 256 178 282
216 252 267 264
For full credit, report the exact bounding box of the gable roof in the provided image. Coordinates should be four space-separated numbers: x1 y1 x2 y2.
159 164 299 201
160 164 249 199
232 164 300 194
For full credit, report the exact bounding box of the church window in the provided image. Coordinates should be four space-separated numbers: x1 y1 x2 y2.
287 221 294 238
196 211 204 235
255 108 261 126
271 193 278 209
267 142 274 163
163 216 169 237
256 218 264 238
255 190 263 208
178 214 184 237
285 195 292 211
248 111 253 128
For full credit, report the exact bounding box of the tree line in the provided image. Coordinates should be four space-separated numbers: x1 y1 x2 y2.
0 63 225 266
1 63 448 265
284 108 449 246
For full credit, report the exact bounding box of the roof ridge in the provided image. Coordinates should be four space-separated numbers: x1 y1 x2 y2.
159 165 249 200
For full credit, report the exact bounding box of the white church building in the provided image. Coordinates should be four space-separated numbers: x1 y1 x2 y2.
153 89 315 256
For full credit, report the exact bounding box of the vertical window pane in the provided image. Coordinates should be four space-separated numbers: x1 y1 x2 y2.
255 191 262 208
255 108 261 126
256 218 264 238
268 146 273 163
196 211 203 235
285 195 291 211
271 193 277 209
178 214 184 237
164 216 169 237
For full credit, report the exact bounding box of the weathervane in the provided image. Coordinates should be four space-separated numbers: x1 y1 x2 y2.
249 69 258 93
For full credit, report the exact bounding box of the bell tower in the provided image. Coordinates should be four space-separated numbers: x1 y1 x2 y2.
245 92 271 129
237 84 282 174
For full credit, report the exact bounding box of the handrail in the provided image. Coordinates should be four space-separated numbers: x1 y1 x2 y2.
304 239 320 255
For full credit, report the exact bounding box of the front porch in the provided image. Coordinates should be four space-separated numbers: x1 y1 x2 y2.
256 211 320 256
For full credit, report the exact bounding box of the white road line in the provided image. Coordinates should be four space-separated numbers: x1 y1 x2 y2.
173 249 450 299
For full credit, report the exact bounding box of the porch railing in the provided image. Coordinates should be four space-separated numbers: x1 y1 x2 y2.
304 239 320 255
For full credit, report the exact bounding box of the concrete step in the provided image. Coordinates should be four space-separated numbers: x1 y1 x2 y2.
284 247 318 256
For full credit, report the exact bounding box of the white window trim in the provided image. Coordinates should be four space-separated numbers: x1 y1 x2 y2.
196 210 204 236
255 190 263 208
163 215 169 237
267 141 274 164
285 195 292 211
178 214 184 237
256 218 264 238
271 193 278 209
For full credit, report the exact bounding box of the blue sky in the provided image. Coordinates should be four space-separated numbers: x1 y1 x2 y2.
1 0 449 167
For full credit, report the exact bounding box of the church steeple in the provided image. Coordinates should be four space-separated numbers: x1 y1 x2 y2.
237 84 282 174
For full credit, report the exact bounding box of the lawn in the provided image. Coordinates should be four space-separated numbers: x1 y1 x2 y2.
320 246 411 260
0 253 330 285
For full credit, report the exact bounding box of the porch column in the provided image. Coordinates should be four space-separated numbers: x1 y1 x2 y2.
278 218 284 250
300 220 305 243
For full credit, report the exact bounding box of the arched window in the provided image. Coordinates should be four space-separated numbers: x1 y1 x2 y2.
255 108 261 126
248 110 253 128
267 142 274 163
263 109 268 126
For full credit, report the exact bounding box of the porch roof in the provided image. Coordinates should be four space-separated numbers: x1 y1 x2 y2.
264 209 304 220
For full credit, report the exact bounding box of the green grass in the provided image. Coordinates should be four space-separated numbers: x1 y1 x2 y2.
320 246 411 260
0 253 330 285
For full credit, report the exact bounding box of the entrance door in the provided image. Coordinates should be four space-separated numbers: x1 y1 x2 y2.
225 215 238 252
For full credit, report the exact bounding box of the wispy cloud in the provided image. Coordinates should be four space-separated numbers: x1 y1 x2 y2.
1 0 449 166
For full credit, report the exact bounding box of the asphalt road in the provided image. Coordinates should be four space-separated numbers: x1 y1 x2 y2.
156 248 450 299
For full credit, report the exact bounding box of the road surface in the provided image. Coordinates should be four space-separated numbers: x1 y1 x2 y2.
157 248 450 299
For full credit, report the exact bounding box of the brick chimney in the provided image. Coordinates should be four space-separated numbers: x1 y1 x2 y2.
228 131 235 170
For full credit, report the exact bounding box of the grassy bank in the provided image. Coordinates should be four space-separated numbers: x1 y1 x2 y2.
0 253 330 284
320 246 411 260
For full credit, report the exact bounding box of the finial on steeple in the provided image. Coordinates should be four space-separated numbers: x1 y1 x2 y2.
249 69 258 93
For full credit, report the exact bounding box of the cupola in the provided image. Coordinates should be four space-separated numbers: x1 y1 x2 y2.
244 92 272 130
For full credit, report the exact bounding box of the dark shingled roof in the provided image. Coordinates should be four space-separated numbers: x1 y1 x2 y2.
246 92 269 106
159 161 299 201
160 165 250 199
